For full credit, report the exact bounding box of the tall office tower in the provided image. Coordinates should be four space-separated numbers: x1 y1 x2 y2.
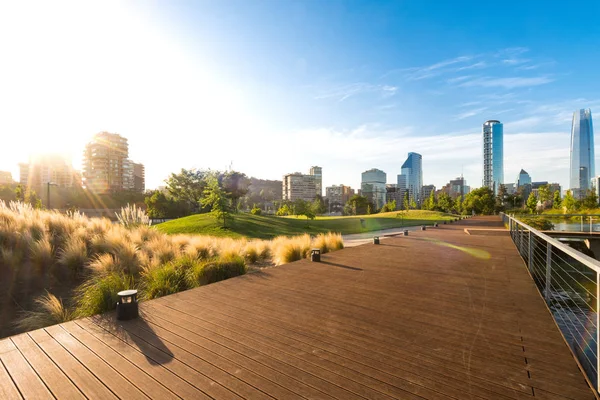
309 166 322 196
82 132 129 193
361 168 387 210
398 152 423 206
570 109 595 199
483 120 504 195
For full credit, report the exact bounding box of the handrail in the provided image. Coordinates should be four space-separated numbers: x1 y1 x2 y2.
504 213 600 274
501 212 600 394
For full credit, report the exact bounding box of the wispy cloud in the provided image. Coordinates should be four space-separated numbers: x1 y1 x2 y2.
447 75 474 84
502 58 530 65
397 55 473 80
455 107 488 120
315 83 398 102
459 76 554 89
456 61 488 70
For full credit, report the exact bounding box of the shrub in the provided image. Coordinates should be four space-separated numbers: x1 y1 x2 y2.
324 232 344 251
250 206 262 215
29 237 54 275
75 272 136 317
117 204 149 228
16 292 75 331
186 255 246 287
57 237 88 278
141 262 188 300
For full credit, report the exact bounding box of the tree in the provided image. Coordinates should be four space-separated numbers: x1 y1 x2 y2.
293 199 315 220
312 195 326 215
201 175 231 228
582 189 599 210
276 203 293 216
496 184 508 211
346 195 370 215
454 195 463 215
538 185 551 208
462 187 496 215
403 191 410 212
526 192 538 213
410 198 417 210
437 193 453 213
381 200 396 212
423 190 436 211
145 191 171 219
250 204 262 215
563 190 577 213
165 168 208 213
552 190 562 209
222 171 250 212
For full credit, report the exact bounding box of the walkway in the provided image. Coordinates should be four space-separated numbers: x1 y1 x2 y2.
0 217 595 399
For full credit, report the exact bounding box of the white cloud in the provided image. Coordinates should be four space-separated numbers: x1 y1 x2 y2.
456 61 488 70
459 76 554 89
455 107 488 120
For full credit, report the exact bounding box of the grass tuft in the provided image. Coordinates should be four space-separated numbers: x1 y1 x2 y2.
16 292 75 331
75 272 136 317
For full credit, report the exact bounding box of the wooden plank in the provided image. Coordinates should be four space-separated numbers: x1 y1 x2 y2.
59 322 178 400
44 325 148 400
84 317 243 400
0 338 53 399
28 329 117 399
10 334 84 400
75 319 209 400
0 358 22 400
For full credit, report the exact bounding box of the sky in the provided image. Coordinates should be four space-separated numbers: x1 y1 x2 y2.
1 0 600 193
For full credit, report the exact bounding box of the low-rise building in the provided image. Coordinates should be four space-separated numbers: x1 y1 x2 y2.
0 171 13 185
19 155 78 190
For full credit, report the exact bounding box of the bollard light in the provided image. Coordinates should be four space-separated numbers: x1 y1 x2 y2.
373 236 380 245
116 289 139 320
403 230 409 236
434 223 438 227
421 226 426 231
311 248 321 262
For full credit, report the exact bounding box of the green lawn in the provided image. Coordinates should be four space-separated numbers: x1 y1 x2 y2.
154 210 457 239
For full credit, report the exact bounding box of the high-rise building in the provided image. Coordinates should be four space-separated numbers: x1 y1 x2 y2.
326 184 354 213
483 120 504 194
516 169 532 188
19 155 78 189
570 109 595 199
421 185 436 202
439 176 470 199
0 171 13 185
83 132 135 193
385 184 402 209
397 152 423 206
361 168 386 210
133 163 145 193
282 172 317 202
282 166 322 202
309 166 322 197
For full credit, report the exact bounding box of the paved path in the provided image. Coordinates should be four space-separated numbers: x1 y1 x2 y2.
0 216 595 399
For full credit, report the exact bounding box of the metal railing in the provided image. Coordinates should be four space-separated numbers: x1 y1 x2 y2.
502 212 600 391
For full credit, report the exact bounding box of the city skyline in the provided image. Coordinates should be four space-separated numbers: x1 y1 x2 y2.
1 1 600 192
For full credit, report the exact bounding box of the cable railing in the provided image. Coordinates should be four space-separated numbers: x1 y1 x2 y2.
501 212 600 392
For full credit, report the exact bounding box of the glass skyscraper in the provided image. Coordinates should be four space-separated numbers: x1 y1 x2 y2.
483 120 504 194
569 109 595 199
361 168 387 210
398 152 423 206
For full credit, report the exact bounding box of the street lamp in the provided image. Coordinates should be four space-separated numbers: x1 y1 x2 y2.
47 182 58 209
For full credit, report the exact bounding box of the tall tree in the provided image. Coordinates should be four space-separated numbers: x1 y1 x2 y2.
437 193 453 213
166 168 207 213
526 192 538 213
403 191 410 212
552 190 562 209
582 189 599 210
454 195 463 214
424 190 437 211
463 187 495 215
347 195 369 215
537 184 551 207
201 175 231 228
563 190 577 212
222 171 250 212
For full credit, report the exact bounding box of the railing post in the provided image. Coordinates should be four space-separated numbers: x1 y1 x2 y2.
545 242 551 300
581 215 584 232
597 271 599 393
528 230 533 271
590 216 593 233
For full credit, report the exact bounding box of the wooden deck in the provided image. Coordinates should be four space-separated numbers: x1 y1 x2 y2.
0 216 596 399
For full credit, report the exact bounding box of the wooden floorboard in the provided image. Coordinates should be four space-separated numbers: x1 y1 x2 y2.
0 216 596 399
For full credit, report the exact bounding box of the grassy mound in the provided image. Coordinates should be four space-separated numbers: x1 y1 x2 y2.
155 210 454 238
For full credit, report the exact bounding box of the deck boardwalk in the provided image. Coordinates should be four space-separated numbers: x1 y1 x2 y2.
0 216 596 399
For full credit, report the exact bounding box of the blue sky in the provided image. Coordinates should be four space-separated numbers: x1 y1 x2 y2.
1 0 600 192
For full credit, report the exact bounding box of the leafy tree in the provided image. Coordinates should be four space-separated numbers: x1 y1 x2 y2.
496 184 508 210
276 203 293 216
166 168 208 213
201 175 232 228
552 190 562 209
582 189 599 210
144 191 171 219
563 190 577 213
462 187 496 215
381 200 396 212
454 195 463 214
538 185 551 207
403 191 410 212
410 198 417 210
347 195 370 215
222 171 250 212
424 190 437 211
312 195 327 215
526 192 538 213
293 199 315 220
437 193 453 213
15 184 24 202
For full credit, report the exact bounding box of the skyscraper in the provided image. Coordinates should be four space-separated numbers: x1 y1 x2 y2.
309 166 323 196
570 109 595 199
398 152 423 206
361 168 386 210
82 132 130 193
483 120 503 195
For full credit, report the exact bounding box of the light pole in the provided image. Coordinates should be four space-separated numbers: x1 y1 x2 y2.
47 182 58 209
